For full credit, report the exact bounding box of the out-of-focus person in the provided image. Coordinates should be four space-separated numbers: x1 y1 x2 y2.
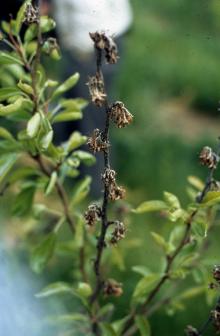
53 0 133 59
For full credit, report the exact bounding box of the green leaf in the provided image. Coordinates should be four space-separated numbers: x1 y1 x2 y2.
60 98 88 110
164 191 180 209
24 16 56 42
45 171 57 195
188 176 204 191
18 80 34 95
0 127 15 141
168 208 185 222
65 131 87 152
0 52 23 66
0 140 22 155
132 200 167 214
0 97 27 116
35 282 73 298
15 1 27 34
192 220 208 238
151 232 172 253
73 150 96 166
30 232 57 273
100 323 118 336
135 316 151 336
74 215 84 248
40 130 54 150
132 274 161 304
200 191 220 207
40 16 56 33
52 73 80 100
169 226 186 246
169 268 187 280
71 176 91 206
0 153 18 184
177 286 205 301
132 266 152 277
97 304 115 319
27 113 41 138
12 184 35 216
112 316 130 335
53 111 82 123
46 313 88 325
2 21 10 34
0 87 22 101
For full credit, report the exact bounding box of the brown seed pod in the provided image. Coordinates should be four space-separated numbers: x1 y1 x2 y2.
199 146 219 169
23 3 39 25
109 101 133 128
211 307 220 333
110 221 126 245
89 31 119 64
213 265 220 284
109 183 126 201
87 75 106 107
84 204 102 227
87 129 109 153
103 279 123 297
102 168 116 186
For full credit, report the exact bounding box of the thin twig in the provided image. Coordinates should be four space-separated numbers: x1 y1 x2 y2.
32 154 75 233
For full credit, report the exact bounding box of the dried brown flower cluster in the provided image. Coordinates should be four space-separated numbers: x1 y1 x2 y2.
213 265 220 284
211 302 220 333
23 3 39 25
199 146 219 169
110 221 126 245
84 204 102 227
102 168 125 201
103 279 123 297
109 101 133 128
87 75 106 107
89 32 119 64
185 325 199 336
87 129 109 153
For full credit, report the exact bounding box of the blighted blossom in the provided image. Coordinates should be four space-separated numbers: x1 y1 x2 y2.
103 279 123 297
23 3 39 25
213 265 220 284
109 101 133 128
84 204 102 227
102 168 116 186
102 168 126 201
211 304 220 333
185 325 199 336
199 146 219 169
89 31 119 64
109 183 126 201
87 129 109 153
110 221 126 245
87 75 106 107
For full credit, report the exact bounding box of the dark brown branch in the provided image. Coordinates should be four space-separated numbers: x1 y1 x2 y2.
87 46 112 336
90 48 110 304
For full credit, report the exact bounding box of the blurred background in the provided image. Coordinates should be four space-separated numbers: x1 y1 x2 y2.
1 0 220 335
